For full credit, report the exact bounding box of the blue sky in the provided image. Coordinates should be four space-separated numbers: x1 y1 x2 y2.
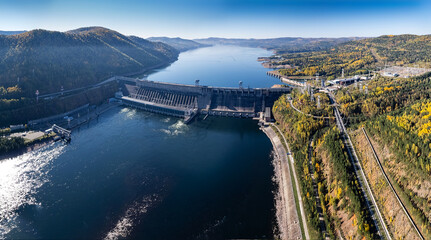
0 0 430 38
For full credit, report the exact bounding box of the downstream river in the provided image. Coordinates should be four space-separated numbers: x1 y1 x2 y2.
0 46 280 239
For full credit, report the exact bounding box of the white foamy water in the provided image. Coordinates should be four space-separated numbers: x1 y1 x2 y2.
160 120 189 136
0 143 65 237
121 108 137 119
104 194 160 240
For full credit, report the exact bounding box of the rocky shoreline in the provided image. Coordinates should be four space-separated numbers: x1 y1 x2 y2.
261 125 302 240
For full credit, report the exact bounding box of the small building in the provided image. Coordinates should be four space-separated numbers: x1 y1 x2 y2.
328 75 360 86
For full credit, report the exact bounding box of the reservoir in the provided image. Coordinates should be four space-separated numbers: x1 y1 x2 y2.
145 45 280 88
0 46 279 239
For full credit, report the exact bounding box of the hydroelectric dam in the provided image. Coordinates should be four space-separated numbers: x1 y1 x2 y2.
114 76 291 123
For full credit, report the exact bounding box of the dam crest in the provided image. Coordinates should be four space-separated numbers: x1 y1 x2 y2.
115 76 290 123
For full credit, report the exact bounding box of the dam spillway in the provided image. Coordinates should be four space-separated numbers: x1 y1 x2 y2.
116 76 290 122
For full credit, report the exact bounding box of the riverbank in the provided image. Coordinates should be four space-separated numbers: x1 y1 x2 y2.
261 125 302 240
0 136 54 161
0 101 121 161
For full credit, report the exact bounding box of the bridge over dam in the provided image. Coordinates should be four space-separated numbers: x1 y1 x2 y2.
114 76 291 123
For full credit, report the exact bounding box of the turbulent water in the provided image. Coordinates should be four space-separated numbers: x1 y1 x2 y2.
0 45 280 239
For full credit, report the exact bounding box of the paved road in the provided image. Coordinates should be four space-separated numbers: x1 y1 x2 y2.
288 99 334 120
262 125 304 240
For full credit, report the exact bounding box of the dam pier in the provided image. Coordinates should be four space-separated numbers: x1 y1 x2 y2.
116 76 290 123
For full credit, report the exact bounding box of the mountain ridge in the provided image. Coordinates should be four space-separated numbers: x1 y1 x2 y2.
194 36 366 53
0 27 179 96
147 37 210 52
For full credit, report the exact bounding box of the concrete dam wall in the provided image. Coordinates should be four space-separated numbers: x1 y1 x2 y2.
116 77 290 122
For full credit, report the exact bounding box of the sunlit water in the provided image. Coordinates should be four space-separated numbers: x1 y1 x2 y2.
1 46 278 239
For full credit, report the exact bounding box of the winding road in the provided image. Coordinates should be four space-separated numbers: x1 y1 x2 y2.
288 99 334 120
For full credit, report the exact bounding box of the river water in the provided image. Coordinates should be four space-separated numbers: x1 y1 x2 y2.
0 46 282 239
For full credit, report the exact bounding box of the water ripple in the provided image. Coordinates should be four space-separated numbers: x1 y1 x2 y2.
160 120 189 136
103 194 160 240
0 143 65 237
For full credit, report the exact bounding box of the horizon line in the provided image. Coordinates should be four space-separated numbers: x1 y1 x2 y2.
1 27 429 40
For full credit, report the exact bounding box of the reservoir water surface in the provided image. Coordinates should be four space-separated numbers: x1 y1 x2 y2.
0 45 280 239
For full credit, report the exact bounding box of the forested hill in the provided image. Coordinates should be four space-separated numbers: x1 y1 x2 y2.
193 37 364 53
275 34 431 79
0 27 179 96
146 37 209 52
345 34 431 64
